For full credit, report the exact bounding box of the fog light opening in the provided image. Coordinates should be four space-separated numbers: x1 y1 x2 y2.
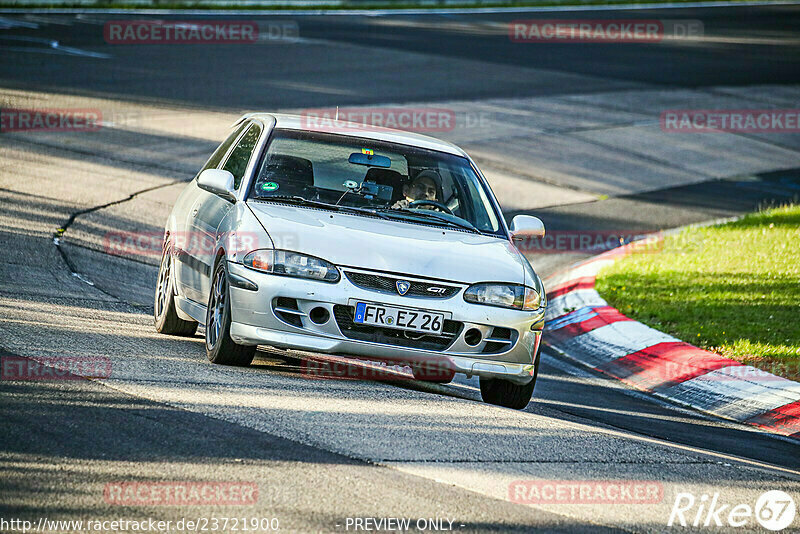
309 306 330 325
464 328 482 346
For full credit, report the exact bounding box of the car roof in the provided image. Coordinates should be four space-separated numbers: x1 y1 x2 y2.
238 113 467 157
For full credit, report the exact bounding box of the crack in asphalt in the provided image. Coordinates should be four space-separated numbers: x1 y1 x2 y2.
50 179 181 308
0 136 187 308
55 229 164 268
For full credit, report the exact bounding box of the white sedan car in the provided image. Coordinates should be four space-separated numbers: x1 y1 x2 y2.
155 113 547 409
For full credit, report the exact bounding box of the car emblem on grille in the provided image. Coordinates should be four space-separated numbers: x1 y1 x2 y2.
396 280 411 295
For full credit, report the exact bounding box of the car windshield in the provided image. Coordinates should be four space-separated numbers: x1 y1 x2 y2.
248 129 502 234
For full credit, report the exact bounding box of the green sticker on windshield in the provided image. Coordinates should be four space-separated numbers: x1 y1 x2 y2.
261 182 279 192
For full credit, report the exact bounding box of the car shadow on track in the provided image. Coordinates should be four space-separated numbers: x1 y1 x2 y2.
250 347 478 404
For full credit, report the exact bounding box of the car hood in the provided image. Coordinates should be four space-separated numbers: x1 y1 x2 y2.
247 201 526 285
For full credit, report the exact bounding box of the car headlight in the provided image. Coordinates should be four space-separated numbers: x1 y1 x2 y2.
242 249 340 283
464 283 542 311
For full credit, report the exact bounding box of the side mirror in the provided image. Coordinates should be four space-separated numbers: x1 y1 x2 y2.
509 215 545 242
197 169 236 201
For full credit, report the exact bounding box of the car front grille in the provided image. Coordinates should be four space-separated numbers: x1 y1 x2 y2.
333 305 462 351
344 271 460 299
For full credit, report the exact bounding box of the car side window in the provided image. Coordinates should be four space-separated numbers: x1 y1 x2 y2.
200 123 248 175
222 123 263 189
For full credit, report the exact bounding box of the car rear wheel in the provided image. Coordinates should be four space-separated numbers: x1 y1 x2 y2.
479 344 541 409
205 259 256 367
154 243 198 336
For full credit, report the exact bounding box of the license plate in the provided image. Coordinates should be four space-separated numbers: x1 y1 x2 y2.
353 302 444 335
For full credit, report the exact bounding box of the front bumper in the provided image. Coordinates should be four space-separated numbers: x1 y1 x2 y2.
227 262 545 385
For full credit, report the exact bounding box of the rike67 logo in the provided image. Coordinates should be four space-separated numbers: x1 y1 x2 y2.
668 490 796 531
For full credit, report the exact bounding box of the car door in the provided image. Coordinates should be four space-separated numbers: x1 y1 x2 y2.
186 121 263 306
174 123 248 300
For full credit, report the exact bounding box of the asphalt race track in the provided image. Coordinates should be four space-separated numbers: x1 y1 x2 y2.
1 5 800 532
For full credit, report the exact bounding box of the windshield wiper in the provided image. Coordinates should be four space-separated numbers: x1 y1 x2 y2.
254 195 391 220
378 208 481 234
256 196 478 231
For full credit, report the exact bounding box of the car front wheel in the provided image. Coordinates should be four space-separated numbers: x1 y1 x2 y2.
479 344 541 409
154 243 198 336
205 259 256 367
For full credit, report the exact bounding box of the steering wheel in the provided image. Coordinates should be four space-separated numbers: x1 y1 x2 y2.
408 200 454 215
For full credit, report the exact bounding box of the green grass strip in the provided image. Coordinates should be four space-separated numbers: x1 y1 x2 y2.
596 204 800 381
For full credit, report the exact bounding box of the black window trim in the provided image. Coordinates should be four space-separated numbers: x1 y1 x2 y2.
220 121 264 191
194 122 249 183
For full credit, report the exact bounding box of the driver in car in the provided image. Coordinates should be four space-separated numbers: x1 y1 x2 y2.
391 170 439 209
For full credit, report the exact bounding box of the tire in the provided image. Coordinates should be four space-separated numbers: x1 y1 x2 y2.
411 363 456 384
479 343 541 409
154 243 198 336
205 258 256 367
